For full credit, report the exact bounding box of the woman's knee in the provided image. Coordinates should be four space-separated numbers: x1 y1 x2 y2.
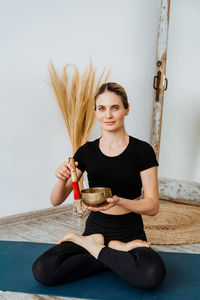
32 256 57 286
144 254 166 289
129 247 166 289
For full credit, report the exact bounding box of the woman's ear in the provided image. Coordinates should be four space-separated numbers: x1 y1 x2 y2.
125 104 130 116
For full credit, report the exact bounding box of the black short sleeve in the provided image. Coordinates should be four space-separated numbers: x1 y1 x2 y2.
73 144 87 172
139 141 159 171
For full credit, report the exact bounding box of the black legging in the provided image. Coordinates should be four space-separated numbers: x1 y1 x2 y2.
32 211 166 289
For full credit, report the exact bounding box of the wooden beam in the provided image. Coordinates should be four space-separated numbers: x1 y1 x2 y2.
151 0 170 158
150 0 200 205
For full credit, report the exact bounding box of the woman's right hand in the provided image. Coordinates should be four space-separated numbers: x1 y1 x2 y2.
55 161 78 182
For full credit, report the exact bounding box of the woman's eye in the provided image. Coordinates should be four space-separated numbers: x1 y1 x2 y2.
98 106 119 111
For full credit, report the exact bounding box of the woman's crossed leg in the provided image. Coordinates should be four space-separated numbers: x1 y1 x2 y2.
98 240 166 289
32 239 106 286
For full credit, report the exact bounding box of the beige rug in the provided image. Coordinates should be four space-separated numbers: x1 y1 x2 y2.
142 201 200 245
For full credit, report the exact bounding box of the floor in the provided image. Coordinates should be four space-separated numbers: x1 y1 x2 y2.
0 202 200 299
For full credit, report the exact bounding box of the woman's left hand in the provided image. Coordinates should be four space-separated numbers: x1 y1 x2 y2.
83 195 120 211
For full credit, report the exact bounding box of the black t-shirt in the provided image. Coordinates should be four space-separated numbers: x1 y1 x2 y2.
73 135 159 200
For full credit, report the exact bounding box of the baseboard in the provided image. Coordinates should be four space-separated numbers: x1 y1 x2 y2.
0 203 74 226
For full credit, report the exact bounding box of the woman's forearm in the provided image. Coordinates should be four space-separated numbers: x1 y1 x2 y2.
50 179 70 207
118 196 159 216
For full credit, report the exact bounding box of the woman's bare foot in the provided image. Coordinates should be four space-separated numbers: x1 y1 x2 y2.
58 232 76 244
108 239 151 251
58 232 106 259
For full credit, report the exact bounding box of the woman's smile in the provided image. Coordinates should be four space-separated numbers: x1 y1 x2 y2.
104 121 115 125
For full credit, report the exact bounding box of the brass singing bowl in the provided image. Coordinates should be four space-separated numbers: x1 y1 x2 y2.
81 187 112 207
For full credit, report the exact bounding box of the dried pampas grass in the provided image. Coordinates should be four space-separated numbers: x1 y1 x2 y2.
49 57 112 216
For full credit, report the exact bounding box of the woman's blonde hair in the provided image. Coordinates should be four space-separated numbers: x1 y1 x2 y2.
94 82 129 110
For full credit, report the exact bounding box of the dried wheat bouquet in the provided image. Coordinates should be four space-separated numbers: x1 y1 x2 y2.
48 57 112 216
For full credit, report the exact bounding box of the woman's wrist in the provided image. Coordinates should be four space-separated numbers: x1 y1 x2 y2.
117 196 128 207
117 196 138 212
57 178 68 185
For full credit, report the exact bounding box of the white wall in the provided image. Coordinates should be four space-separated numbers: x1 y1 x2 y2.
0 0 161 218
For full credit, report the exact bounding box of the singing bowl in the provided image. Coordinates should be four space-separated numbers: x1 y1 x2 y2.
81 187 112 207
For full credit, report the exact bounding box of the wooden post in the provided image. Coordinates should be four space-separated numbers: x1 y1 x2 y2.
151 0 170 158
151 0 200 205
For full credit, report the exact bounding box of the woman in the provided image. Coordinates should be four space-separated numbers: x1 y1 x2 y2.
32 82 166 289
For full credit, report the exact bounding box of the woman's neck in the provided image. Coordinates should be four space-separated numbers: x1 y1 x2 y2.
100 131 129 148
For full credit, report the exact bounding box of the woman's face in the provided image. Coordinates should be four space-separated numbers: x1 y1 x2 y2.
95 91 129 132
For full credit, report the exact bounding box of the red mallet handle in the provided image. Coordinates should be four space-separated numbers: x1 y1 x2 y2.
69 157 81 200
